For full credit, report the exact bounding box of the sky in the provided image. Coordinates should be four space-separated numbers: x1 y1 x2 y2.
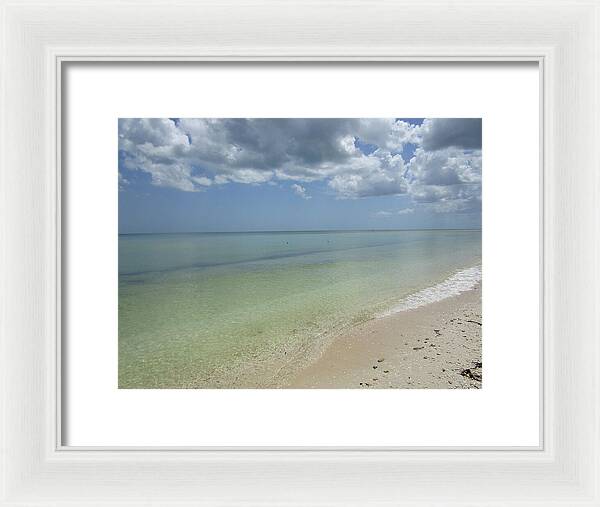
118 118 482 233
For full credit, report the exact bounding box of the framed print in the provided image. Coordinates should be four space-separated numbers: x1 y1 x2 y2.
1 1 599 506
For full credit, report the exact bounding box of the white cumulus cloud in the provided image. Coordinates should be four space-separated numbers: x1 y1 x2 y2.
119 118 481 214
291 184 311 200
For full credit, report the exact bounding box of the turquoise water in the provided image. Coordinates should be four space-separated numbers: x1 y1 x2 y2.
118 230 481 388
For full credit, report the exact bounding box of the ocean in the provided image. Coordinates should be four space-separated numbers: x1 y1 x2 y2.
118 229 482 388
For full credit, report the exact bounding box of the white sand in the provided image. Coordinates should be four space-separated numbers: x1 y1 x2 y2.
284 283 482 389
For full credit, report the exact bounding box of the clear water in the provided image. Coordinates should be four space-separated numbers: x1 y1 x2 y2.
118 230 481 388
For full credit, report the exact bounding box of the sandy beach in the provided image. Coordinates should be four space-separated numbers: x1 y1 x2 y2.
285 283 482 389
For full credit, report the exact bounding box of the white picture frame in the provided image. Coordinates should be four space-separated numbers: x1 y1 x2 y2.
1 0 598 505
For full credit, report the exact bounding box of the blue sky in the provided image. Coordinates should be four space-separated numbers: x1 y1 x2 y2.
118 118 481 233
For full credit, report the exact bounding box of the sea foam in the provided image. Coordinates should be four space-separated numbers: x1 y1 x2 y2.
377 265 481 318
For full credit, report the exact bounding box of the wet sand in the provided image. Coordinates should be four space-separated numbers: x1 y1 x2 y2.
285 284 482 389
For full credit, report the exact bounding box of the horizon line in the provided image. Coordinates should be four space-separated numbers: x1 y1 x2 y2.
119 227 482 236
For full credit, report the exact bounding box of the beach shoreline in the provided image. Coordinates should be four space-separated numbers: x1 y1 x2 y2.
283 283 482 389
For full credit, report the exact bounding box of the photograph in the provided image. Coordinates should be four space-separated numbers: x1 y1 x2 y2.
118 118 482 389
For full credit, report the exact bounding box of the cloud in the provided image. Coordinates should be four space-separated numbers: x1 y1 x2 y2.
119 118 481 214
327 150 407 198
406 146 481 215
375 208 414 218
411 184 481 214
291 184 311 200
420 118 482 151
119 118 414 199
353 118 420 151
407 147 481 186
118 172 129 191
425 199 480 213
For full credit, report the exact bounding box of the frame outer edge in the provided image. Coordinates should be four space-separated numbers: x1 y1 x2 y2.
1 1 600 505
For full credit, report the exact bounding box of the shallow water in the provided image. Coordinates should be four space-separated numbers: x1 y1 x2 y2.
118 230 481 388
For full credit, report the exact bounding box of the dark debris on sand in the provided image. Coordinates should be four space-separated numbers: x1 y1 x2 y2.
460 361 482 382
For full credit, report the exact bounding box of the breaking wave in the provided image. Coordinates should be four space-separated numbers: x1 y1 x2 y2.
377 265 481 318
